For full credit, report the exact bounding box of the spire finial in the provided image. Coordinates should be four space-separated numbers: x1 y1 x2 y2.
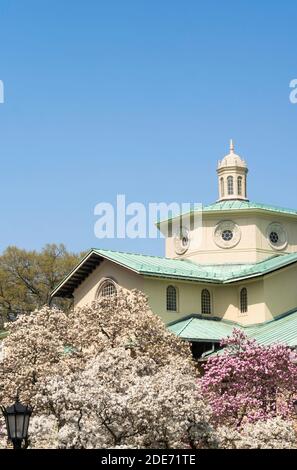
230 139 234 153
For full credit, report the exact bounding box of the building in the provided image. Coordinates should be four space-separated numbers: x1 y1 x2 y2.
51 141 297 357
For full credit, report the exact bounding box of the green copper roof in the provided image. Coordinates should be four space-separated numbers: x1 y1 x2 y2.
168 309 297 348
52 249 297 298
251 310 297 347
168 316 235 341
203 200 297 216
92 249 297 284
156 200 297 226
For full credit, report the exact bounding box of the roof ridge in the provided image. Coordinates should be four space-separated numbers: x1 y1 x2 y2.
93 248 297 279
93 248 205 264
157 200 297 226
204 200 297 214
93 248 170 260
176 317 194 336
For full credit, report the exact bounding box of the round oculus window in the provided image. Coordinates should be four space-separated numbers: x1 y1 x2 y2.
214 221 241 249
269 231 279 245
174 227 190 255
222 229 233 242
182 236 188 247
267 223 288 250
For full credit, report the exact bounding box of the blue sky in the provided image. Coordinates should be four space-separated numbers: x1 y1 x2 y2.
0 0 297 256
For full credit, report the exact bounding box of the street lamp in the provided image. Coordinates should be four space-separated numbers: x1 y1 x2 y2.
1 395 32 449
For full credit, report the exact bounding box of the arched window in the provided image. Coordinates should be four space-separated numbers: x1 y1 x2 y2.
240 288 248 314
227 176 234 195
98 279 117 299
167 285 177 312
201 289 211 314
220 177 225 198
237 176 242 196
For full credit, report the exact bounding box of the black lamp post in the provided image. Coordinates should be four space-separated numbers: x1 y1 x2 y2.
1 395 32 449
293 400 297 416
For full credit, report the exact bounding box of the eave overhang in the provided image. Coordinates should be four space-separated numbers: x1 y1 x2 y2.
51 250 103 298
51 249 297 299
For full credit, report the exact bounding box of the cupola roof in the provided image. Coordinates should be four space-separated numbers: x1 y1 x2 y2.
218 139 248 169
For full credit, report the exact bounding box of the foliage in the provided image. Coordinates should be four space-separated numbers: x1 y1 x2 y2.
32 351 215 449
201 329 297 426
1 294 297 449
0 289 215 449
215 417 297 449
0 244 83 327
0 305 70 405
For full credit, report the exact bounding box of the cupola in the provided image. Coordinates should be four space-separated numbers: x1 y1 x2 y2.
217 140 248 201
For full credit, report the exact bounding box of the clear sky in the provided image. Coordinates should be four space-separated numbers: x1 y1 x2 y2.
0 0 297 256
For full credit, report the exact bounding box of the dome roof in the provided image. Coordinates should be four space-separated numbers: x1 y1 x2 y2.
218 140 247 169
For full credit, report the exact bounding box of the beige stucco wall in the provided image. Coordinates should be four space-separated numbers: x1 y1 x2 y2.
255 214 297 256
164 212 297 265
143 277 204 325
143 276 266 325
73 258 296 327
263 263 297 321
74 260 144 308
212 279 265 325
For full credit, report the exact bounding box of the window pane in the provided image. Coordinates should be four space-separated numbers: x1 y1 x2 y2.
220 178 225 197
167 286 177 311
240 288 248 313
238 177 242 195
227 176 234 195
201 289 211 314
100 281 116 298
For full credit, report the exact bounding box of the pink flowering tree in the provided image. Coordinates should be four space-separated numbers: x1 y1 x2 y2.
201 329 297 426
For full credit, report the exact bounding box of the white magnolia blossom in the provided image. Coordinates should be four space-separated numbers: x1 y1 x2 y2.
1 289 297 449
27 416 59 449
216 417 297 449
0 290 215 449
0 341 4 362
32 348 214 449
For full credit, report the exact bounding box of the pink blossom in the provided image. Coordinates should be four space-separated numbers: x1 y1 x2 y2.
201 329 297 426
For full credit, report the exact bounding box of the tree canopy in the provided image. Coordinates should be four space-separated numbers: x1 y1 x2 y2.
0 291 296 449
201 329 297 426
0 289 214 449
0 244 84 328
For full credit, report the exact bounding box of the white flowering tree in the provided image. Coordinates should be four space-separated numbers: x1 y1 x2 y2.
34 350 216 449
0 289 214 449
1 290 296 449
215 417 297 449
